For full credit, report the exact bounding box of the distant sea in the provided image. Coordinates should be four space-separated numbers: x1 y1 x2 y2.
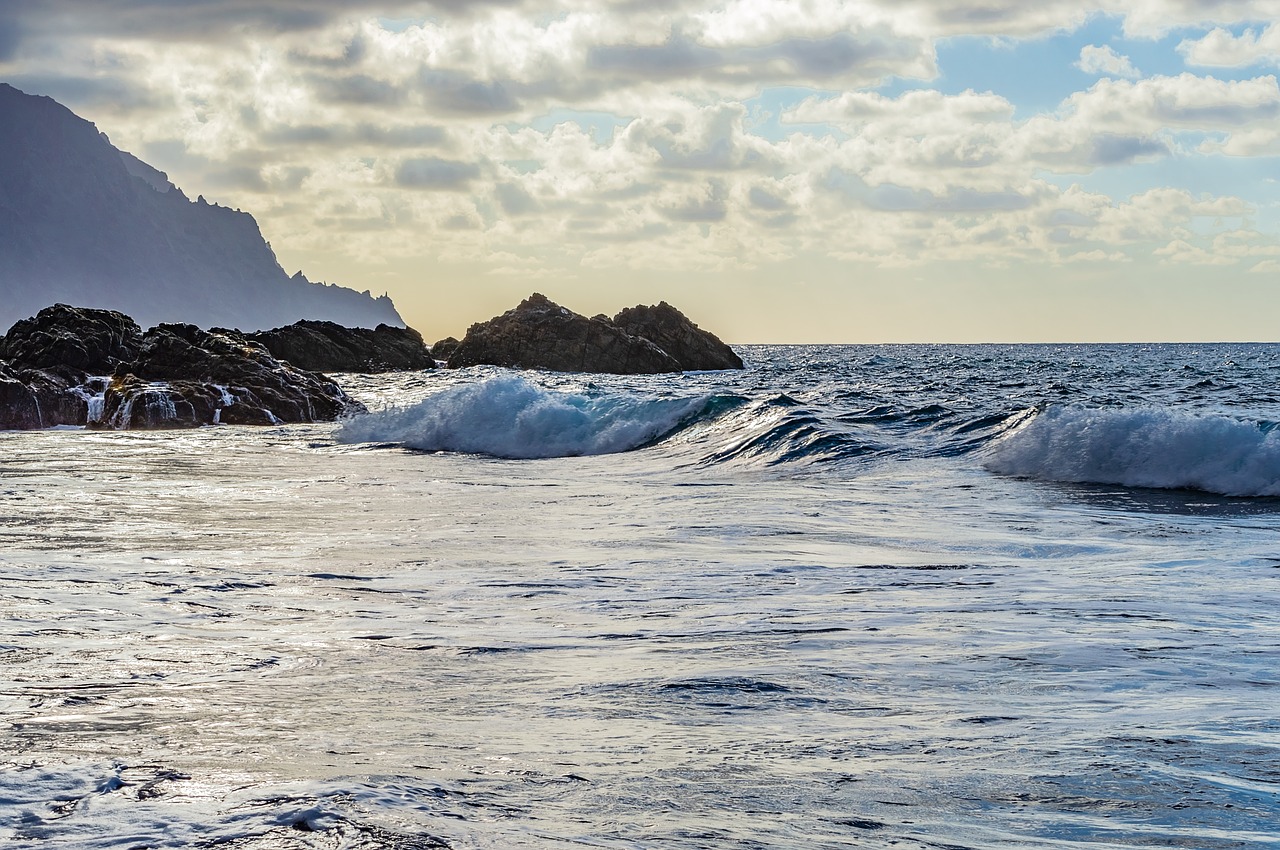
2 344 1278 849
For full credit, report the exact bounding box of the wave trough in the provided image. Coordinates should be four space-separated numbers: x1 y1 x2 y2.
336 375 727 459
985 405 1280 496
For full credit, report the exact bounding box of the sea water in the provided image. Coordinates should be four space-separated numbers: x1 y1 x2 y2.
1 344 1278 849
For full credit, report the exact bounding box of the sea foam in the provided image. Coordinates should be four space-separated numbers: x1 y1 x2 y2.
336 375 715 459
985 405 1280 496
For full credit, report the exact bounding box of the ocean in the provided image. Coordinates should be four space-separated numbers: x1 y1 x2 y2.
2 343 1278 849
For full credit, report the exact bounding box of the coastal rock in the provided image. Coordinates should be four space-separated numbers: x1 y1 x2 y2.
0 363 43 429
431 337 460 362
612 302 744 371
0 303 142 373
447 293 682 374
96 323 365 429
0 364 90 429
248 320 435 373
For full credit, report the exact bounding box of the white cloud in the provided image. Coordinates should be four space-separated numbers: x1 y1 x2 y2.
1178 23 1280 67
7 1 1280 340
1076 44 1141 78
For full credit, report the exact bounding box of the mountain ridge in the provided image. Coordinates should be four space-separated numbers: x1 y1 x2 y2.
0 83 403 332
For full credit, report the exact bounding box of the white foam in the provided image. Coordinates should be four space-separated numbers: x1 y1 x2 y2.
985 405 1280 496
336 375 710 459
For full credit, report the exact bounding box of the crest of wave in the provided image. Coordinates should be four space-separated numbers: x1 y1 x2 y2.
985 405 1280 497
336 374 713 459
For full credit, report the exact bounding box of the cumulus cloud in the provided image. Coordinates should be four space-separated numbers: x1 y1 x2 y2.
6 0 1280 314
1178 23 1280 67
395 157 481 190
1076 44 1141 77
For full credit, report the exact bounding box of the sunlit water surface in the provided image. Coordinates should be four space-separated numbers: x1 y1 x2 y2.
1 345 1278 849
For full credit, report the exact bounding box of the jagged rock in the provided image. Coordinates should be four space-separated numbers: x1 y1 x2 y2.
431 337 460 362
0 303 142 373
0 362 43 429
447 293 682 374
613 302 744 371
94 323 365 429
247 320 434 373
0 359 91 430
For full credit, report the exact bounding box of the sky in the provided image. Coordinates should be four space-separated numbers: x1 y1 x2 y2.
3 1 1280 342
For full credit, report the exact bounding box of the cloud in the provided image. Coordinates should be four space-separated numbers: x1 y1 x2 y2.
0 12 21 61
1178 23 1280 67
1089 133 1168 164
395 157 481 190
1076 44 1141 78
748 185 790 211
314 73 404 105
8 0 1280 313
662 182 729 222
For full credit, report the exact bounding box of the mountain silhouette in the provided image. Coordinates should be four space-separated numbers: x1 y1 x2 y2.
0 83 403 331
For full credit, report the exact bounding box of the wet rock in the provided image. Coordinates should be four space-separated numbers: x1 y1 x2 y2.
430 336 460 362
0 303 142 373
0 360 89 429
0 362 42 429
96 323 365 429
612 301 744 371
447 293 682 374
247 320 435 373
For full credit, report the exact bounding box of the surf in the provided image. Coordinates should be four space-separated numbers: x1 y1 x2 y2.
335 374 738 459
984 405 1280 497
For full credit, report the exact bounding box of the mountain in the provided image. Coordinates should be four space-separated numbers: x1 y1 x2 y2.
0 83 404 331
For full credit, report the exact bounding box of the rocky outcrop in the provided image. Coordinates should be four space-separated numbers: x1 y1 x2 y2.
0 362 46 430
0 303 143 372
612 302 744 371
0 304 144 428
247 320 435 373
97 323 365 429
0 304 366 430
447 293 682 374
431 337 460 363
444 293 743 374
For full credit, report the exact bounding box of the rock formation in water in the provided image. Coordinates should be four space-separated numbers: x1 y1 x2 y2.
0 304 364 429
0 83 403 332
430 336 461 363
445 293 743 373
0 303 143 372
447 293 682 374
612 301 744 371
247 320 436 373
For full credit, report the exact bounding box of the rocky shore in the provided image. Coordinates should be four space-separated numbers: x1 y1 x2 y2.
1 296 743 430
0 304 368 429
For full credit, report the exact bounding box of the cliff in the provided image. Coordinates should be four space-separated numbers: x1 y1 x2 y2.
0 83 403 331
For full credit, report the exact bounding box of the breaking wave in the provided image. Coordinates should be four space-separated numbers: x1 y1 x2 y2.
336 375 739 459
985 405 1280 496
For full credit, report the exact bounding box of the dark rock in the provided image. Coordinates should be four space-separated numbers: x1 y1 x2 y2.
613 301 744 371
247 320 434 373
447 293 681 374
95 323 365 429
0 362 42 429
430 336 460 362
0 303 142 373
0 360 90 429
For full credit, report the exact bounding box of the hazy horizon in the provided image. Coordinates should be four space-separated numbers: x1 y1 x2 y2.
3 1 1279 343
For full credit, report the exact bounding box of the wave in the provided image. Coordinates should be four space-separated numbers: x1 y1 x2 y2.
984 405 1280 496
682 396 889 466
335 375 738 459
